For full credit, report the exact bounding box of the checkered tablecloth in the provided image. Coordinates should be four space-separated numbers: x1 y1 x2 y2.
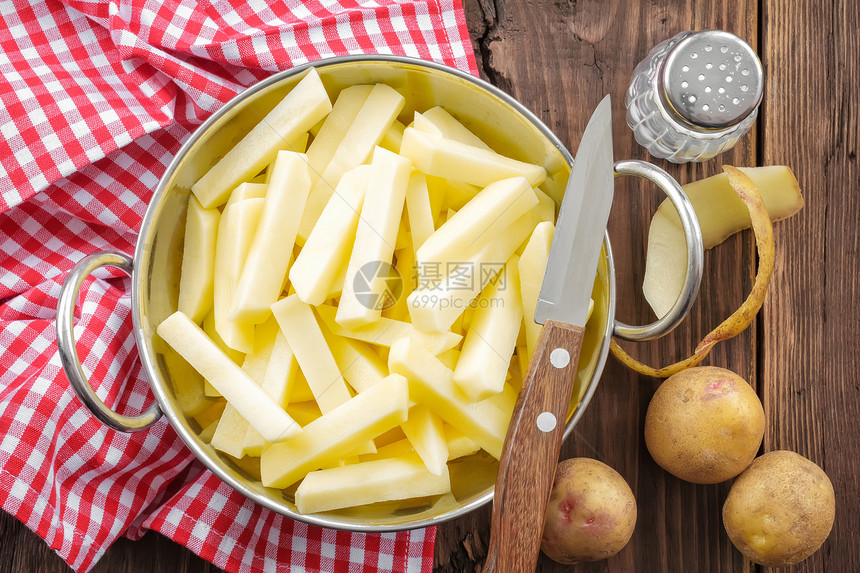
0 0 477 570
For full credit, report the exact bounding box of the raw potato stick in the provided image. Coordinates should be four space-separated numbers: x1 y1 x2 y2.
177 196 220 324
388 337 509 459
270 294 353 413
260 374 409 488
232 151 312 323
305 85 373 186
399 127 547 188
213 196 264 354
295 453 450 514
192 68 331 208
453 256 523 401
298 84 406 242
242 328 301 456
416 176 537 266
211 318 279 456
289 165 370 305
405 171 436 252
336 146 411 328
157 311 300 443
418 106 492 150
518 222 554 359
400 404 449 476
316 303 461 354
407 207 539 333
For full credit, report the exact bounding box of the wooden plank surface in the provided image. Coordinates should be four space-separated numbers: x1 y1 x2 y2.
2 1 858 571
758 1 860 572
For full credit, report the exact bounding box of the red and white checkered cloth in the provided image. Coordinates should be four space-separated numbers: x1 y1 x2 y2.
0 0 478 571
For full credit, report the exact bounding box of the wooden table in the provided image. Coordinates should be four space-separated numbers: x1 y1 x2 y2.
2 0 858 571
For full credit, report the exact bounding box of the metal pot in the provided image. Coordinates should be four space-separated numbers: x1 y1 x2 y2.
56 55 703 532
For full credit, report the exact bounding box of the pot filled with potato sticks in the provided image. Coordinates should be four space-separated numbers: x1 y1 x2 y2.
56 55 704 531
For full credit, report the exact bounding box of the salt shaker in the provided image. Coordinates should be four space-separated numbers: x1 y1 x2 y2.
625 30 764 163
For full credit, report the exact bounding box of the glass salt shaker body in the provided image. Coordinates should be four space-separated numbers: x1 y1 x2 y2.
625 30 764 163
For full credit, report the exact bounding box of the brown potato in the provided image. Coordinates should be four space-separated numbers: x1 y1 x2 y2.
723 451 835 567
541 458 636 564
644 366 764 484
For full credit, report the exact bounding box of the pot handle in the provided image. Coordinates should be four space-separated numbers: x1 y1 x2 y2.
611 160 704 341
56 251 162 432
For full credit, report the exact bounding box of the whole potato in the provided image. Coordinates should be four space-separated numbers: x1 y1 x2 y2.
644 366 764 484
723 450 835 567
541 458 636 564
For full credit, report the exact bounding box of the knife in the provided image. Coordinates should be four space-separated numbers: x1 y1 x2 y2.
484 95 615 572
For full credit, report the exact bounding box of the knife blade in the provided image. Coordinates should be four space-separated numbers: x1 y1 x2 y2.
484 95 614 572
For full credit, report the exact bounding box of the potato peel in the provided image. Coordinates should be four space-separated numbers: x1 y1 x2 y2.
611 166 775 378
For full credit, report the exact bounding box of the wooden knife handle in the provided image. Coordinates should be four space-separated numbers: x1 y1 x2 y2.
484 319 585 573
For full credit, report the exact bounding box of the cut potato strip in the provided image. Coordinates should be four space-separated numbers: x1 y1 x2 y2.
191 68 331 208
213 197 264 354
157 342 208 417
400 404 449 476
242 328 300 456
425 176 481 212
286 401 323 426
260 374 409 488
271 294 353 414
453 256 523 401
298 84 406 242
380 119 406 153
211 404 250 458
394 205 411 252
232 151 312 323
389 337 509 459
290 165 370 306
193 400 226 431
336 146 412 328
419 106 492 150
214 315 280 457
424 176 448 221
383 238 413 322
359 438 414 462
534 187 556 224
316 303 461 354
178 197 220 323
202 310 243 369
417 176 537 267
260 328 299 407
157 311 300 443
295 453 450 514
225 182 266 208
305 85 373 185
199 418 219 443
321 328 388 394
289 371 316 403
405 172 435 252
483 382 518 419
437 348 460 370
518 221 554 359
412 111 443 136
399 127 547 188
444 424 481 460
407 207 538 333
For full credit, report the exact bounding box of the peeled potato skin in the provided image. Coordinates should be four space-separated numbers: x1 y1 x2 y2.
644 366 764 484
723 451 835 567
541 458 637 564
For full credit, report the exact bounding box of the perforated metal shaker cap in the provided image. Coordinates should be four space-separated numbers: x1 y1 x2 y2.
658 30 763 130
